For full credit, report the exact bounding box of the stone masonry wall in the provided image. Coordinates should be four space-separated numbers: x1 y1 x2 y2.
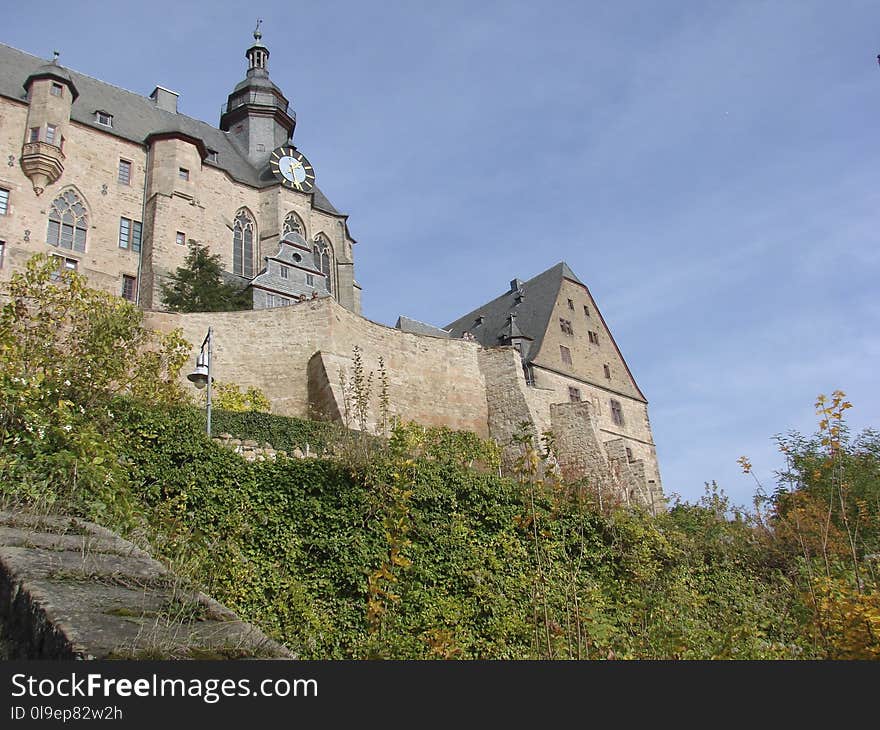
144 297 491 437
145 301 663 511
0 100 146 296
0 511 290 659
476 346 542 464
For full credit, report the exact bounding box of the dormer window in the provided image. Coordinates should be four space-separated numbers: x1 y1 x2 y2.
95 111 113 127
206 149 219 163
474 315 484 327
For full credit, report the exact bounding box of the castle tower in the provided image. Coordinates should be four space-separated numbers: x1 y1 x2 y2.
20 52 77 195
219 21 296 167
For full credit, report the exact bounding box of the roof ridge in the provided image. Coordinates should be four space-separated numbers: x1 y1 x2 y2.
1 43 232 140
0 42 343 217
444 261 568 330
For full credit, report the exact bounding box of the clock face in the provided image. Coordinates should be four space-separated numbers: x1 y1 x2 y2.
269 146 315 192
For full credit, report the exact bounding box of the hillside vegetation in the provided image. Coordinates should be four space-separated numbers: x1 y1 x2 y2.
1 256 878 659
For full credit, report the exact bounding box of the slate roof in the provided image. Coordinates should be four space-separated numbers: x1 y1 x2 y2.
0 42 341 216
446 261 647 402
395 316 451 338
251 237 326 292
445 262 581 362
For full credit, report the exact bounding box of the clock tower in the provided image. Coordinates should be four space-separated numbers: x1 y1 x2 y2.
219 21 296 166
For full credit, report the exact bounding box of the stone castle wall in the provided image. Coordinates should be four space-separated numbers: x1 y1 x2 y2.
145 299 664 511
144 296 491 438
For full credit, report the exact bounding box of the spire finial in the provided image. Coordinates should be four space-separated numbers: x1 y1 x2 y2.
52 50 60 64
253 18 263 42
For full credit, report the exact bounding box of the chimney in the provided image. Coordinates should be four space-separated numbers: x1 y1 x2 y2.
510 278 524 293
150 86 179 113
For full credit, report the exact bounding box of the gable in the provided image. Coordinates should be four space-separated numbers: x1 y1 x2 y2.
534 276 647 402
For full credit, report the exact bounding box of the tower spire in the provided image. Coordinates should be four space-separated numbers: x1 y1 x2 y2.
220 21 296 163
246 19 268 72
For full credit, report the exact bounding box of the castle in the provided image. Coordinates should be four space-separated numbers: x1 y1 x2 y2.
0 30 664 512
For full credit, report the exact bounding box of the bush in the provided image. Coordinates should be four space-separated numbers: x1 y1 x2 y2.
0 255 188 525
210 409 340 455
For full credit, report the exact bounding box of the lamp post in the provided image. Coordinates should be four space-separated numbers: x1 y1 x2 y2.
187 327 213 437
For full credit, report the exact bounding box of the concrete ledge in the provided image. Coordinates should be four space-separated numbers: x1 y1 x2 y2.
0 511 292 660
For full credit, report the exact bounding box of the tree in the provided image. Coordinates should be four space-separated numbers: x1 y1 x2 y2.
213 381 272 412
160 240 251 312
0 254 189 518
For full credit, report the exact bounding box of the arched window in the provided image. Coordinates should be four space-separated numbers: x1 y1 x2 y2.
47 189 88 252
313 234 332 294
233 208 255 277
282 211 304 238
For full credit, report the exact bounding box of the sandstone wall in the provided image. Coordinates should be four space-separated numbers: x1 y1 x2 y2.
0 95 359 313
144 297 491 437
0 99 146 296
528 366 662 489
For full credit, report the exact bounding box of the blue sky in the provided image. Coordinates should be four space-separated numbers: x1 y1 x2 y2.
5 1 879 506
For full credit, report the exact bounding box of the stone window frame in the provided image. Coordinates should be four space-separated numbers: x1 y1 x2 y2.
0 240 5 269
47 188 88 253
603 364 611 379
45 124 57 145
117 159 132 185
567 298 574 310
568 386 581 403
313 232 333 295
559 345 572 366
28 127 39 143
232 208 256 278
175 231 186 246
118 217 142 252
588 330 599 345
50 82 63 97
121 274 137 302
50 254 78 280
283 211 305 238
280 265 289 280
0 187 8 216
559 318 573 336
118 217 131 249
178 167 190 181
610 399 625 427
583 305 590 317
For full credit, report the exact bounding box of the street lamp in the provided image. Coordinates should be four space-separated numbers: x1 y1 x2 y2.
187 327 213 437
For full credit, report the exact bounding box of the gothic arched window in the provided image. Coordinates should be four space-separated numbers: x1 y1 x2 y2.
47 189 88 252
282 211 304 238
313 234 332 295
233 208 255 277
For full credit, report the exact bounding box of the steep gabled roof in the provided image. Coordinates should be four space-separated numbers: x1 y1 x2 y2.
0 43 341 216
446 261 647 402
445 262 572 362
